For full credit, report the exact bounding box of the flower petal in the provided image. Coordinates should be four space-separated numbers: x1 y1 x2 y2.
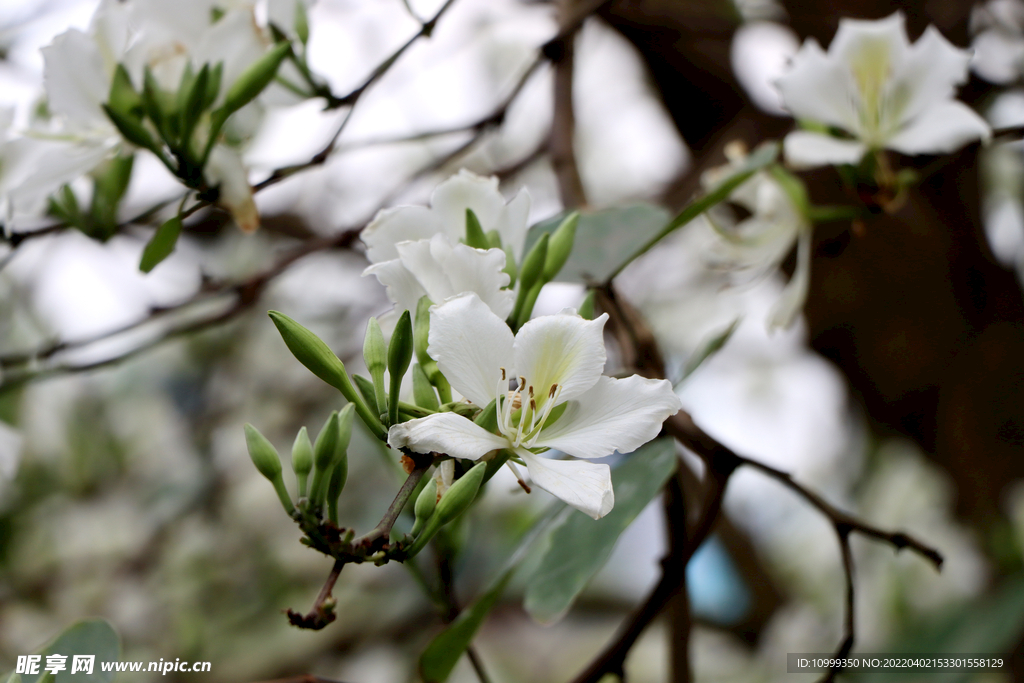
362 205 443 263
498 189 531 260
890 26 972 126
362 258 427 314
42 29 109 126
829 12 910 73
431 170 509 244
513 311 608 405
776 38 860 132
518 449 613 519
768 225 812 329
535 375 681 459
428 293 514 407
205 146 258 232
887 100 991 155
783 131 866 168
388 412 507 460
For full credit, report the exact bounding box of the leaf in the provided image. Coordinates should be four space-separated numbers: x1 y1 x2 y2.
418 503 565 683
139 216 182 273
523 438 678 624
678 319 739 383
22 619 120 683
420 569 514 683
526 204 670 284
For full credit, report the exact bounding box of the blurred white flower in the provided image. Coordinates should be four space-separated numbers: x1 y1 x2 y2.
702 144 812 329
777 13 991 168
387 293 682 519
361 170 528 316
971 0 1024 84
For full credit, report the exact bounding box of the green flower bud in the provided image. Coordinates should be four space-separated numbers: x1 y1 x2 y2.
291 426 313 498
502 244 517 289
103 104 158 152
178 63 211 151
464 209 489 249
405 462 486 558
510 233 548 328
294 1 310 44
410 476 437 537
244 424 294 514
89 154 135 239
309 411 339 508
363 317 388 419
486 229 502 250
387 310 414 426
473 398 498 433
353 374 379 415
578 289 596 320
221 43 290 116
325 405 353 523
142 67 177 142
542 211 578 281
411 363 439 411
107 64 143 120
267 311 386 440
336 403 355 453
413 296 430 362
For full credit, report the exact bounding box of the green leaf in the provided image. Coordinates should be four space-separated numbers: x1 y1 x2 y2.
22 619 120 683
139 216 182 273
678 319 739 383
420 570 514 683
526 204 669 284
418 503 565 683
523 438 678 624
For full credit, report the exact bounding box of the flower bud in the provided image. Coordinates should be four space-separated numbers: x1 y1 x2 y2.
464 209 489 249
221 43 290 116
578 289 597 320
107 64 143 120
411 363 439 411
542 211 578 281
353 374 379 415
177 63 211 148
410 476 437 537
291 426 313 498
294 1 310 44
244 424 294 514
387 310 414 426
267 311 386 440
363 317 388 419
103 104 158 152
510 233 548 328
405 462 486 558
309 411 339 508
414 296 432 368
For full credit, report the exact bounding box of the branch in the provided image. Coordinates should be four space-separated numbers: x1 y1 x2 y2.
549 0 587 209
352 457 431 552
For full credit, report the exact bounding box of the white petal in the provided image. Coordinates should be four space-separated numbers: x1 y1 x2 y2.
830 13 910 70
194 9 267 107
887 101 991 155
362 205 443 263
518 450 613 519
783 131 866 168
513 311 608 404
775 39 860 132
889 26 972 128
431 169 509 244
362 258 427 313
535 375 681 459
42 29 109 126
768 226 812 329
499 189 531 260
205 146 258 232
428 293 514 407
442 242 515 318
388 412 508 460
971 30 1024 84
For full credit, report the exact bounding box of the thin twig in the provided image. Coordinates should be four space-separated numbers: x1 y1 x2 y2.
549 0 587 209
286 559 345 629
353 460 431 551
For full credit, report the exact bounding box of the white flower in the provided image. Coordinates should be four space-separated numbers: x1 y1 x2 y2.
702 145 812 329
387 293 682 519
970 0 1024 84
777 13 991 168
362 170 530 263
363 233 515 317
361 170 529 316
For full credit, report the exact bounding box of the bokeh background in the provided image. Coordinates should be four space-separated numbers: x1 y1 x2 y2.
1 0 1024 681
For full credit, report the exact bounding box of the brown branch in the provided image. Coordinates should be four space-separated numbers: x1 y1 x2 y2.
548 1 588 209
286 559 344 630
352 458 431 552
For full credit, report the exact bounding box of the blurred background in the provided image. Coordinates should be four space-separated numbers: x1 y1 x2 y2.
1 0 1024 681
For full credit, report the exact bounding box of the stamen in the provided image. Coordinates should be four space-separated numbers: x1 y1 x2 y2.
523 383 562 447
506 461 531 494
